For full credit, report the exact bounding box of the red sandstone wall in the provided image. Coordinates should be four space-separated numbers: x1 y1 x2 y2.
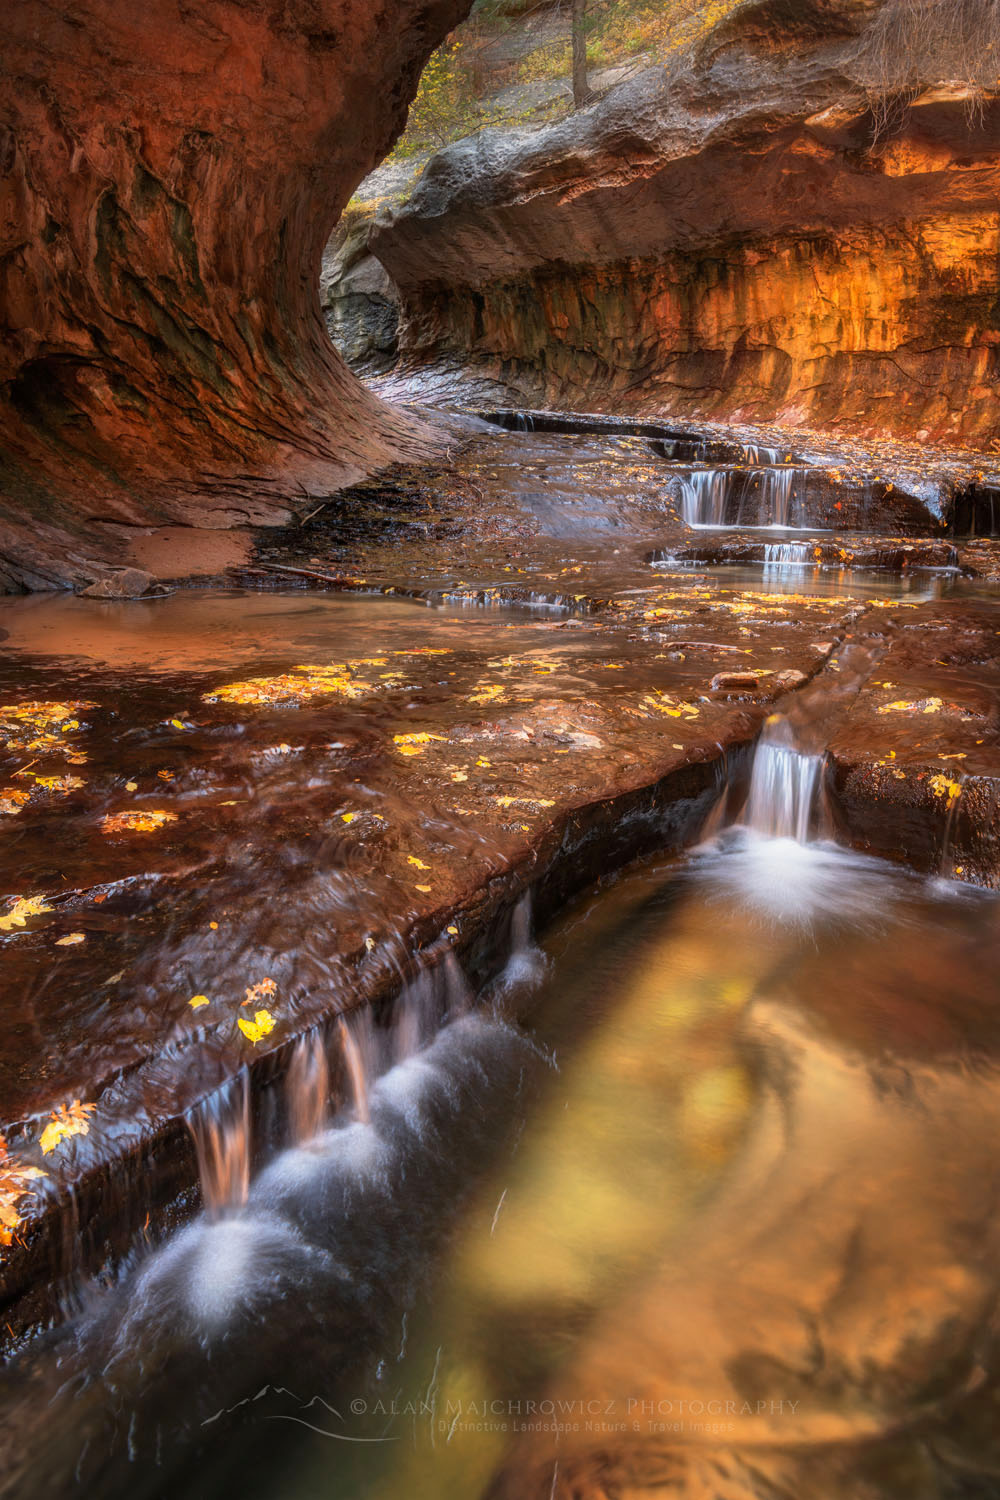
0 0 471 588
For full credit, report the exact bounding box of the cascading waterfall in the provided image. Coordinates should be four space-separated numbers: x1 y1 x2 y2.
679 469 730 527
742 726 823 843
339 1016 372 1124
286 1029 330 1145
680 467 811 528
763 542 809 567
188 1073 251 1217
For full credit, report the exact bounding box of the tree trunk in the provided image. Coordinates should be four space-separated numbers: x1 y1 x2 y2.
571 0 593 109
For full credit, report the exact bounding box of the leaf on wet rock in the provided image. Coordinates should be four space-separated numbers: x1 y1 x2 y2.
928 774 962 806
101 809 178 834
243 977 277 1006
0 1136 46 1249
877 697 943 715
0 895 54 932
32 774 84 794
0 788 31 816
39 1101 96 1155
468 684 507 706
238 1009 276 1045
393 732 446 756
55 933 86 946
407 855 431 870
188 994 210 1009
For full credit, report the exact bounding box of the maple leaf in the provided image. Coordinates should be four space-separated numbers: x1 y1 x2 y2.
928 774 962 806
39 1101 96 1155
243 977 277 1007
238 1009 276 1045
0 1136 47 1249
0 895 53 932
0 788 31 816
101 809 178 835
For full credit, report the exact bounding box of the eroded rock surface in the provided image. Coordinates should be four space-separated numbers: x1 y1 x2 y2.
0 0 472 590
368 0 1000 445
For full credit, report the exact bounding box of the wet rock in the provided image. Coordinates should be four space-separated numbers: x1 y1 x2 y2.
79 568 157 599
0 0 472 589
711 671 761 692
370 0 1000 445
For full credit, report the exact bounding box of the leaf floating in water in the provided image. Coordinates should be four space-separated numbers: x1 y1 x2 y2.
0 895 54 932
32 774 85 794
101 809 178 835
188 994 210 1009
407 855 430 870
238 1009 276 1045
125 780 138 792
414 885 432 894
39 1100 96 1155
55 933 86 947
0 788 31 816
341 811 358 824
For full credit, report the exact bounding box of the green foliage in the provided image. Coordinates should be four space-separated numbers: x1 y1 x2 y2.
390 0 745 161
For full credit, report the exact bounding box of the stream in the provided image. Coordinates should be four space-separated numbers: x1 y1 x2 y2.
1 419 999 1500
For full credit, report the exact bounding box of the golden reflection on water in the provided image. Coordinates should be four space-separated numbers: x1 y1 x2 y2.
346 860 1000 1500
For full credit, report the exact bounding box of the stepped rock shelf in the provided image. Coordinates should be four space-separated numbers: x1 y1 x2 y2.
1 413 998 1354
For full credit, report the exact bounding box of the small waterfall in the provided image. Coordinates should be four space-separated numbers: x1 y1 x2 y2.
338 1017 371 1124
763 542 809 567
679 469 729 527
741 445 783 465
286 1029 330 1145
751 468 798 527
743 727 823 843
188 1073 251 1217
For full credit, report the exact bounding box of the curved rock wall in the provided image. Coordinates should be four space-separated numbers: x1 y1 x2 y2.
0 0 471 588
371 0 1000 445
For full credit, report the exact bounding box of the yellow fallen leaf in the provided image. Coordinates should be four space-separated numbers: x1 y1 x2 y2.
0 788 31 816
415 885 432 893
341 812 358 824
188 994 210 1009
447 925 458 935
238 1009 276 1045
393 732 446 756
170 719 185 730
0 895 53 932
55 933 85 946
928 774 962 806
125 781 138 792
878 697 943 716
40 1100 96 1155
407 856 430 870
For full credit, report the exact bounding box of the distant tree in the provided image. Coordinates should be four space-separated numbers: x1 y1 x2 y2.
571 0 594 107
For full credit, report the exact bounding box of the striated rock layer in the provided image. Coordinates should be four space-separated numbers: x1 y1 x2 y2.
0 0 471 589
370 0 1000 446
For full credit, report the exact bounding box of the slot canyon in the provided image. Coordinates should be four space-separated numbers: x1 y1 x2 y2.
2 3 1000 1499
